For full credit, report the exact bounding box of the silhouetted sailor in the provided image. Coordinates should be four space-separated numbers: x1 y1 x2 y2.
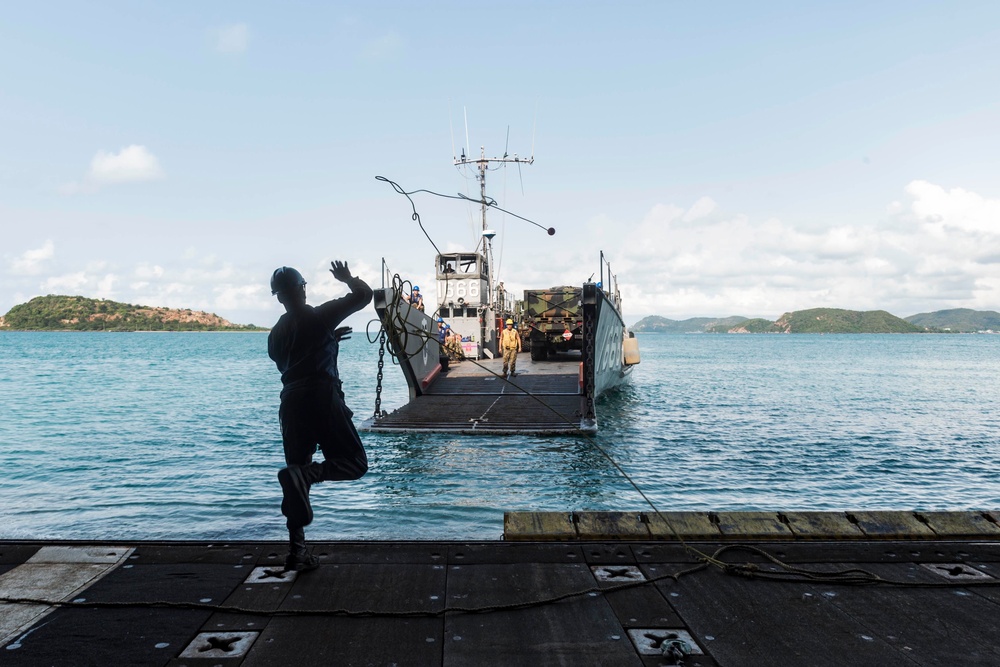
268 261 373 571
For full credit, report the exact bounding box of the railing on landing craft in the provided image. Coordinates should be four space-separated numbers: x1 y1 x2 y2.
598 251 623 315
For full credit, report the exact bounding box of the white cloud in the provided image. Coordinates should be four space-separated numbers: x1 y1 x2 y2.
215 284 266 310
61 145 164 194
6 182 997 326
906 180 1000 234
89 145 164 184
135 263 165 279
42 271 88 292
10 240 55 275
682 196 717 223
216 23 249 54
578 180 1000 319
96 273 117 297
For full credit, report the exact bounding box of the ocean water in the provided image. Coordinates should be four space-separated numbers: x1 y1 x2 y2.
1 331 998 541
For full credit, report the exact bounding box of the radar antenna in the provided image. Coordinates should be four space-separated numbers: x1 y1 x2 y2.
453 134 535 310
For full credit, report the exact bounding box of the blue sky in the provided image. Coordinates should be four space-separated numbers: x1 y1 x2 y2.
3 1 999 326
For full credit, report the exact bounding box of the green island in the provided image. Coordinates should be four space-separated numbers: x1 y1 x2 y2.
0 295 267 332
633 307 1000 334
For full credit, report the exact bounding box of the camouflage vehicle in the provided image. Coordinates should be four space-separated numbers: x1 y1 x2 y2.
520 286 584 361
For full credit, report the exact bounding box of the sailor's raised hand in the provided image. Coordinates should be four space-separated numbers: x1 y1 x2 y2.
330 260 352 283
333 326 352 342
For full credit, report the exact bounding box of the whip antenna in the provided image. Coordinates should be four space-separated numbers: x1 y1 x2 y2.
464 107 470 161
449 101 457 161
530 102 537 161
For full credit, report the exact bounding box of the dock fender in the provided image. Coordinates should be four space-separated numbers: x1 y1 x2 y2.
421 363 442 390
623 335 641 366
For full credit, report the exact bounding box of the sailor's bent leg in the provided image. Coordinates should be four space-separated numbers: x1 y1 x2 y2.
314 397 369 482
316 451 368 482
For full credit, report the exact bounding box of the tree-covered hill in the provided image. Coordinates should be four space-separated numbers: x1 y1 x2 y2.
630 307 963 333
773 308 922 333
632 315 749 333
905 308 1000 332
0 295 266 331
722 318 780 333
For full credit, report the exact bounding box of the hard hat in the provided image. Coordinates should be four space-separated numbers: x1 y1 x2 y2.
505 319 513 325
437 317 443 322
270 267 306 295
412 285 420 291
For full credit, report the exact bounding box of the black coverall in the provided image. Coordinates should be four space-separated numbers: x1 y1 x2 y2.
267 276 373 529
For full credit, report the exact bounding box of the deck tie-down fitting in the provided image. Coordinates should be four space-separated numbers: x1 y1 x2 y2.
627 629 702 658
179 632 258 659
591 565 645 581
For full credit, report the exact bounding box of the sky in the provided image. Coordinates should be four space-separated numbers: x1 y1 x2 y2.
3 1 1000 327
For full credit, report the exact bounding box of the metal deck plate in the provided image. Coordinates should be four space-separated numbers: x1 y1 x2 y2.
366 354 589 433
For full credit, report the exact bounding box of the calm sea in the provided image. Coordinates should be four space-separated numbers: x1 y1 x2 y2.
1 331 998 541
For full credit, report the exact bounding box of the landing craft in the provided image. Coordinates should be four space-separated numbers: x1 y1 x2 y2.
363 144 638 434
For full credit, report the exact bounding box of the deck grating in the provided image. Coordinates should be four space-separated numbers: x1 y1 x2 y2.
367 353 586 433
3 522 1000 666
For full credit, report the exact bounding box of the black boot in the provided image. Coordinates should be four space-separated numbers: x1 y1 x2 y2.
278 465 313 527
284 527 319 572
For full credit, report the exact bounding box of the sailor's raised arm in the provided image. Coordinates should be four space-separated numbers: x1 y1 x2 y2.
319 260 373 321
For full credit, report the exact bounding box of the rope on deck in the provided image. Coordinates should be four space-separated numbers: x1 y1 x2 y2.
3 545 1000 620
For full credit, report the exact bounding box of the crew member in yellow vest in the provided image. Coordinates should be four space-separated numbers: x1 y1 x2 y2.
500 318 522 377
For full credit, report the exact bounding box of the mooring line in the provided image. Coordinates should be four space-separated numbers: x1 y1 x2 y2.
369 273 952 606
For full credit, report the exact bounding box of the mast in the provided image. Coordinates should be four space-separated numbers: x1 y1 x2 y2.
453 145 533 308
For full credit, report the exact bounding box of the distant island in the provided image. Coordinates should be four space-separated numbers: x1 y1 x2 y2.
0 295 267 332
632 307 1000 334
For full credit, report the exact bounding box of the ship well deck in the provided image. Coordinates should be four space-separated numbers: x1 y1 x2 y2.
364 352 587 434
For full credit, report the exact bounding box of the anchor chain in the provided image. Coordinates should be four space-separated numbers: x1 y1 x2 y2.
582 305 597 422
373 327 387 420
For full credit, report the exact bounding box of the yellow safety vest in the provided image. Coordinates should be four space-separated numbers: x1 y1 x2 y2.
501 328 520 350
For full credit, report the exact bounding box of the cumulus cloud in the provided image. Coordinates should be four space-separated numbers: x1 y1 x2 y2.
42 271 89 292
905 180 1000 234
96 274 117 297
135 263 165 279
215 284 265 311
61 145 164 194
7 182 997 325
89 145 163 184
216 23 249 54
576 180 1000 319
10 240 55 275
682 196 717 223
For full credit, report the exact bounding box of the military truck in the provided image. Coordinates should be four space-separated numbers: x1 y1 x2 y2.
520 286 584 361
